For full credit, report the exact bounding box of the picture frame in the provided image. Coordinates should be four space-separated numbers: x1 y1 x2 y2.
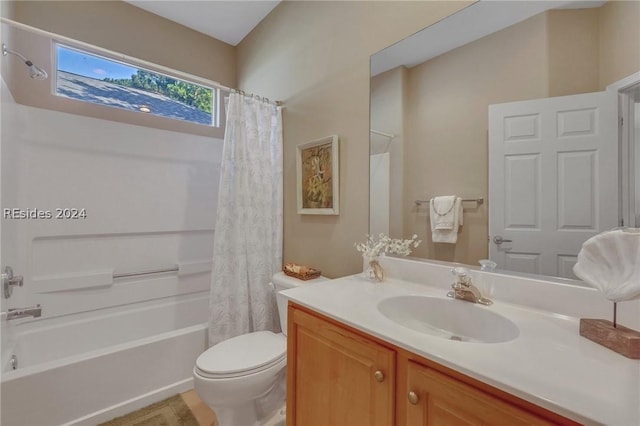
296 135 339 215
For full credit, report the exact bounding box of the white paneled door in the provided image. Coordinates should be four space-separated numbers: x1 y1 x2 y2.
489 91 618 279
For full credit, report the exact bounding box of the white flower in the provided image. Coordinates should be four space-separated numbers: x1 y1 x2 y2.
355 233 421 257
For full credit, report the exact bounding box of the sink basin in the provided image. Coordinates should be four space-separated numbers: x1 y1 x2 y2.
377 296 519 343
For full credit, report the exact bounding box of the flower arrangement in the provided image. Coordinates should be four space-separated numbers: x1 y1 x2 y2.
356 234 421 282
355 233 421 258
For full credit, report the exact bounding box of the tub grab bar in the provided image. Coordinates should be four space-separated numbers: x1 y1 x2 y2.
113 266 179 280
31 261 212 294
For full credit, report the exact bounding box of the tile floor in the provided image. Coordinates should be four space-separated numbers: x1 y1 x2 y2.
180 389 218 426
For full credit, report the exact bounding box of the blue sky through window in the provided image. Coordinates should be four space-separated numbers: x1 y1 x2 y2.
55 44 216 126
57 45 138 80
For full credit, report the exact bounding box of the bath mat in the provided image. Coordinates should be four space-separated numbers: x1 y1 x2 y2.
98 394 200 426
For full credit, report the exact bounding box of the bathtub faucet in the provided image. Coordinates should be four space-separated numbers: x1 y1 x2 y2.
6 304 42 320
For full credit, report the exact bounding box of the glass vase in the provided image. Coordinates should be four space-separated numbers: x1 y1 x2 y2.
363 255 384 282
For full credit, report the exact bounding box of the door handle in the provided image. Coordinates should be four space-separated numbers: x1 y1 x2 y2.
492 236 513 245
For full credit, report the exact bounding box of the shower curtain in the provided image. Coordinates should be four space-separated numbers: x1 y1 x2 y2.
208 93 283 347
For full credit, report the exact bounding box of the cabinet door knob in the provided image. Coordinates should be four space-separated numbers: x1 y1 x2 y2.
374 370 385 382
408 391 419 405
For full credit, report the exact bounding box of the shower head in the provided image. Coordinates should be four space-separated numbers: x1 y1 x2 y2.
2 43 48 80
26 62 48 80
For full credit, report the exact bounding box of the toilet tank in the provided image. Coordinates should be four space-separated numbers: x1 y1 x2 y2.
273 272 328 336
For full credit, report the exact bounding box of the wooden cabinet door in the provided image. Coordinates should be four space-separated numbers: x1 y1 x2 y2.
404 361 556 426
287 306 395 426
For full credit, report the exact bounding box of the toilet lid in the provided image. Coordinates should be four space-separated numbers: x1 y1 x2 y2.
196 331 286 377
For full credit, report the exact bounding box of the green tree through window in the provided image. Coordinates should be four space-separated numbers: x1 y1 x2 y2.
103 70 212 113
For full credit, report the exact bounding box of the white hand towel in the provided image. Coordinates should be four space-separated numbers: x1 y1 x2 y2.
430 196 463 243
430 196 456 230
573 228 640 302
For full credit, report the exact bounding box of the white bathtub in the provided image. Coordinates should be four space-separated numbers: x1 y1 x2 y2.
0 293 209 426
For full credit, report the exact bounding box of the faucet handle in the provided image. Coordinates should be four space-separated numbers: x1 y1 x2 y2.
452 266 469 275
451 266 470 284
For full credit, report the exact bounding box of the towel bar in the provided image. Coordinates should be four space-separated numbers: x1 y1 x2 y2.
415 197 484 206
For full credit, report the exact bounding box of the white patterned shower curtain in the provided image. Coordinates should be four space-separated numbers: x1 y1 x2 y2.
208 93 283 347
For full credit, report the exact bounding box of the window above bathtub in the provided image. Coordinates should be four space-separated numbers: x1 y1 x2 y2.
54 44 219 127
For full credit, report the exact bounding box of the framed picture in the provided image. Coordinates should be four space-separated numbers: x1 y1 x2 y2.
296 135 339 215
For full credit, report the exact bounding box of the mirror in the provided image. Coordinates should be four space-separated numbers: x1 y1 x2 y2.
370 0 640 280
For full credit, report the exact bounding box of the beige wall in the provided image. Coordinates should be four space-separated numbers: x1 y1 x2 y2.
547 1 640 94
598 0 640 89
404 11 550 264
237 1 473 278
1 1 236 137
547 8 599 96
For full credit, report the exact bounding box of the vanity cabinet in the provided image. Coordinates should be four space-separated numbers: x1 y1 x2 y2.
288 303 580 426
404 361 557 425
286 305 395 426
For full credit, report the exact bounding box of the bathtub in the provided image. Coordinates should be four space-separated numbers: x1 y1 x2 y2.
1 293 209 426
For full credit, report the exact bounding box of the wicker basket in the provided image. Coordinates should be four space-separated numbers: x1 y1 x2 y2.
283 268 321 281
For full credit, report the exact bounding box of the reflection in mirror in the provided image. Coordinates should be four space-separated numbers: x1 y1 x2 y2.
370 0 640 281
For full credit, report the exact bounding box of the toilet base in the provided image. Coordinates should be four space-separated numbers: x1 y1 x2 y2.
213 402 285 426
211 395 285 426
200 369 286 426
213 403 259 426
259 402 286 426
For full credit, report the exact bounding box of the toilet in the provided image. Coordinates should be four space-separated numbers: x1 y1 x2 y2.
193 271 327 426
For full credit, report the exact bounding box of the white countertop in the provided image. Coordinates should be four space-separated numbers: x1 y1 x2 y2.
281 268 640 426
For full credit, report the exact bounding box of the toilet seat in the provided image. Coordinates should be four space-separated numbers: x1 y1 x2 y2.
195 331 286 379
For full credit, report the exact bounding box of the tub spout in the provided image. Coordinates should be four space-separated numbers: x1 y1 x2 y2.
6 304 42 320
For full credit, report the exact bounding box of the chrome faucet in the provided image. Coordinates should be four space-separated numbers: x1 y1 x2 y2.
6 304 42 320
447 267 492 306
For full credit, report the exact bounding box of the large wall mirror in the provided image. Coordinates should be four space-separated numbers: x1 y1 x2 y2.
370 0 640 281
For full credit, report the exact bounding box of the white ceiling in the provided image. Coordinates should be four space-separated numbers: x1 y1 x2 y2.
125 0 281 46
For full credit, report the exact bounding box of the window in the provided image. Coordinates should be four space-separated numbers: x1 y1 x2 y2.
55 44 216 126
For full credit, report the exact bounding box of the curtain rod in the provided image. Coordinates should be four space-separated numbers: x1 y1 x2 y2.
228 89 281 107
1 17 282 106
